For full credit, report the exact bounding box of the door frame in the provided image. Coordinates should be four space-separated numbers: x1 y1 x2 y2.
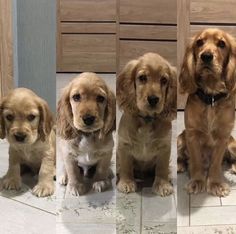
0 0 14 98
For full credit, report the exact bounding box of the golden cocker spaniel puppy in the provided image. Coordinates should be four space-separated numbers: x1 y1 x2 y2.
178 28 236 197
0 88 55 197
57 72 115 196
117 53 177 196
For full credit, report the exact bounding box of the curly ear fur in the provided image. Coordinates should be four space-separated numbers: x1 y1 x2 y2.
99 89 116 139
0 99 6 139
57 85 77 140
160 66 177 121
179 38 198 94
38 99 54 142
224 33 236 93
117 60 139 113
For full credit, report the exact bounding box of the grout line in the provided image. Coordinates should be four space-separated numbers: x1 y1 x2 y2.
0 194 56 215
189 194 191 227
140 189 143 233
178 224 236 228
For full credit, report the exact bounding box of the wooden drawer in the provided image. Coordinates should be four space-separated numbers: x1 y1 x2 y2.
120 0 177 24
59 34 116 72
61 22 116 33
191 0 236 23
119 25 177 40
119 40 176 71
190 25 236 37
60 0 116 22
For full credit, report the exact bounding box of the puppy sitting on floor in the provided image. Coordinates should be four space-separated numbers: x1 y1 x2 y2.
57 72 116 196
117 53 177 196
0 88 55 197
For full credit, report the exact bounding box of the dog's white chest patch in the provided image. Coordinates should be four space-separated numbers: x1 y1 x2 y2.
76 136 99 166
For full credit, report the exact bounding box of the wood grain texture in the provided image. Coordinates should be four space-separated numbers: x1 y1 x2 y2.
57 0 62 71
60 0 116 22
191 0 236 23
120 0 177 24
190 25 236 37
61 22 116 33
119 40 176 72
177 0 190 109
120 25 177 40
60 34 116 72
0 0 14 97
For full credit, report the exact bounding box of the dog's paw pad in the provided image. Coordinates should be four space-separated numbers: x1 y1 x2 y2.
152 180 174 197
3 177 21 191
93 180 111 192
32 183 54 197
207 182 230 197
117 179 137 193
186 179 205 194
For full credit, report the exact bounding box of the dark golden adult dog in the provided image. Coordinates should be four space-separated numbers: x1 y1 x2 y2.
178 28 236 197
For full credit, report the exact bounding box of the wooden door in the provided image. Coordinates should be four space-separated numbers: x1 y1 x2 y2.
0 0 14 98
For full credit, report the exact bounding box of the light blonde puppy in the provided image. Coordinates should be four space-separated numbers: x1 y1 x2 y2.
57 72 116 196
117 53 177 196
0 88 55 197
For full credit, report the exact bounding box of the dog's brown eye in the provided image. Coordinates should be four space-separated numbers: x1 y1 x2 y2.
217 40 225 48
6 114 14 121
97 95 105 103
161 77 168 85
72 94 81 102
27 114 36 121
196 39 204 47
138 75 147 82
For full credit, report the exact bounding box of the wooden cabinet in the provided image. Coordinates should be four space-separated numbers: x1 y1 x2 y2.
117 0 177 72
57 0 116 72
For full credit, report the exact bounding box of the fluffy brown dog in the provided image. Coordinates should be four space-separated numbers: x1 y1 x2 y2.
0 88 55 197
57 73 115 196
178 28 236 197
117 53 177 196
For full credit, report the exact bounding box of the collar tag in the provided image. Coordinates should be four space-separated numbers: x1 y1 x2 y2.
211 96 215 107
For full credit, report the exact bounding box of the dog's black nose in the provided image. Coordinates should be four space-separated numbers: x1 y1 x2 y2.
83 115 95 126
14 132 26 142
147 95 159 107
201 52 213 63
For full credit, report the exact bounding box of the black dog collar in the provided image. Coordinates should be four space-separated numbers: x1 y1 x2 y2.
195 88 227 107
138 114 157 123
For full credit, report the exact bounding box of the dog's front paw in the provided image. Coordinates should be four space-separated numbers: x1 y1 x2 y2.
117 179 137 193
58 174 68 186
152 179 174 197
93 179 111 192
2 176 21 190
186 179 205 194
32 182 55 197
67 182 87 196
207 181 230 197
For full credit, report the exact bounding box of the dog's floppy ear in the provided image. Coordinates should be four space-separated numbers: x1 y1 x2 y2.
161 66 177 121
117 59 139 113
99 89 116 139
0 98 6 139
57 85 77 139
179 38 198 94
38 98 54 142
225 33 236 93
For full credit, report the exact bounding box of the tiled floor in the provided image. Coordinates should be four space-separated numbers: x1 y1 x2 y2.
177 111 236 234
